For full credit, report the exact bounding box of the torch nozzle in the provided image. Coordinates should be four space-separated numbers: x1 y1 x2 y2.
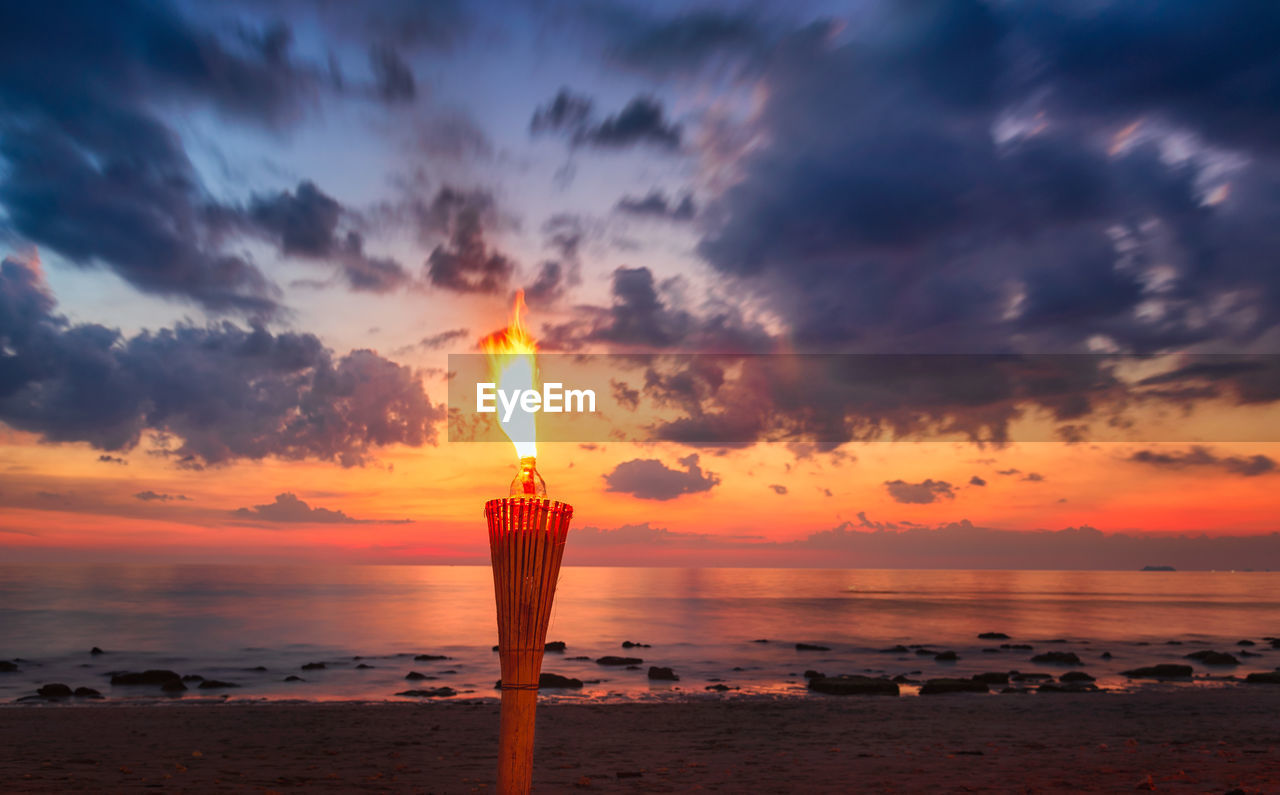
510 456 547 498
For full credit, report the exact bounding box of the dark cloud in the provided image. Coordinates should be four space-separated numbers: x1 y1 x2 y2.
686 1 1280 353
543 266 770 352
605 9 772 74
368 45 416 103
616 191 696 221
884 478 955 504
134 491 189 502
969 475 986 486
768 483 788 495
560 517 1280 570
1023 472 1046 482
1130 446 1277 477
0 0 333 314
0 257 443 466
98 455 127 465
421 188 515 294
232 492 405 524
531 89 681 150
249 181 410 293
523 262 566 307
603 453 720 500
399 328 470 354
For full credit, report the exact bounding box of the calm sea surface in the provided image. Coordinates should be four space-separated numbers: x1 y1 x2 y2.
2 565 1277 703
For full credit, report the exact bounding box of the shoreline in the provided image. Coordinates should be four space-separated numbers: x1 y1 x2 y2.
3 688 1279 792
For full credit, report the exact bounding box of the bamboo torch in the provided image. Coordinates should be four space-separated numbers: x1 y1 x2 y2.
481 292 574 794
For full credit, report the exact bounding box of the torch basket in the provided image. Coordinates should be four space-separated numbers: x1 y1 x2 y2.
486 497 574 794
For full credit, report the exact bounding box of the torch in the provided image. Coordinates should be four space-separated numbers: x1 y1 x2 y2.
480 292 574 795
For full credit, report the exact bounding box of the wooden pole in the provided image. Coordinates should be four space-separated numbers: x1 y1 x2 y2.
486 497 573 795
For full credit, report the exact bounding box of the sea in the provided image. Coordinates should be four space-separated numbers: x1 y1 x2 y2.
2 565 1277 704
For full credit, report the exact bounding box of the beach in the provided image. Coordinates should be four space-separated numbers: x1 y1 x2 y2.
4 688 1279 793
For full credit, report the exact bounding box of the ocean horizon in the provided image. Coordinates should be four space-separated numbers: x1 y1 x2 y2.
4 564 1277 704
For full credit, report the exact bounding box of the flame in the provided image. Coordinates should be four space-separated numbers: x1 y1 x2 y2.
480 290 538 460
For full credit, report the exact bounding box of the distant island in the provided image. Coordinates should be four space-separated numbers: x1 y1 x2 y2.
1141 565 1177 572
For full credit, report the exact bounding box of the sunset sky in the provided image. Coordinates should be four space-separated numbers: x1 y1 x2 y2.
2 0 1278 568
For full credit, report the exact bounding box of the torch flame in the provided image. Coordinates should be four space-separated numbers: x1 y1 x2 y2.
480 290 538 460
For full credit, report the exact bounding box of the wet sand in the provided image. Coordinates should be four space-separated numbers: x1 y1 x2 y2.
3 688 1279 793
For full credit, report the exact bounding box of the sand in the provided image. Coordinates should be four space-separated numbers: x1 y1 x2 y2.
3 688 1279 793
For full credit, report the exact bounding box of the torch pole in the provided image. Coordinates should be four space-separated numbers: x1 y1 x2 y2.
487 497 573 795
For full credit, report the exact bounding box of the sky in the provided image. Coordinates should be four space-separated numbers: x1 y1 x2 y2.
1 0 1278 569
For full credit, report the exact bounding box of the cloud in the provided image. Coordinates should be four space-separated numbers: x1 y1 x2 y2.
98 455 127 465
531 89 682 150
969 475 986 486
768 483 788 495
1129 446 1277 477
421 188 516 293
0 257 443 466
884 478 955 504
398 328 470 354
558 516 1280 570
368 45 416 103
616 191 696 221
603 453 720 500
0 0 333 314
684 2 1280 354
232 492 409 524
1023 472 1046 482
134 491 189 502
249 181 410 293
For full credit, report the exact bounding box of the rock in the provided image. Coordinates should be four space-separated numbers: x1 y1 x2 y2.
648 666 679 681
751 639 769 643
405 671 431 680
1121 664 1193 679
545 641 566 652
878 645 909 654
197 680 239 689
1185 650 1239 665
0 661 18 673
802 670 825 679
1038 681 1100 693
1000 687 1031 694
796 643 830 651
1100 651 1112 659
181 674 204 682
356 663 374 669
914 648 938 656
705 684 733 692
161 679 187 692
807 675 899 696
539 673 583 688
73 687 103 698
621 641 651 649
1244 672 1280 684
1240 650 1262 657
978 632 1011 640
396 687 456 698
110 670 182 686
1030 651 1082 665
1166 640 1183 645
284 675 304 682
414 654 449 661
569 656 591 661
732 666 746 671
1238 639 1256 646
982 648 1001 653
920 678 988 695
891 674 920 684
596 656 643 666
1060 671 1095 682
971 672 1009 685
934 651 959 661
1010 672 1053 682
37 683 73 698
625 665 641 670
300 662 326 670
1001 643 1033 650
90 646 105 655
247 666 268 672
